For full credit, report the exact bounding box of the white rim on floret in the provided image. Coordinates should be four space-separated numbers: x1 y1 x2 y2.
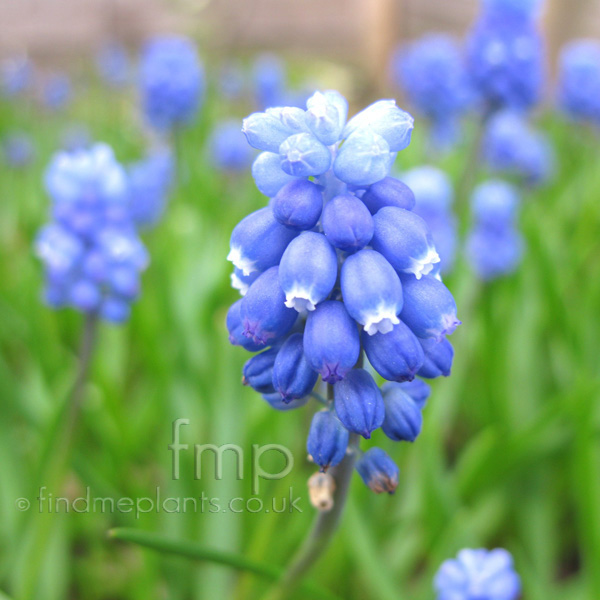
284 285 319 312
406 247 441 280
363 304 400 336
226 246 257 276
230 272 249 296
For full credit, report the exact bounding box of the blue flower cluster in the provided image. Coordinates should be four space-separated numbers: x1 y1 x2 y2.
401 167 457 274
434 548 521 600
96 41 131 88
139 36 204 131
557 40 600 125
35 144 149 323
1 55 34 97
209 120 255 172
483 110 553 185
466 180 523 280
391 34 473 148
466 0 544 111
128 148 174 228
2 132 35 168
227 92 460 494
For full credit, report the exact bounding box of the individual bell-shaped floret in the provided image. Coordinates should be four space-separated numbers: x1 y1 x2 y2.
279 133 332 177
240 266 298 346
251 152 302 197
279 231 338 312
100 296 131 323
398 379 431 408
227 206 298 276
226 300 265 352
334 368 385 438
303 300 360 384
466 225 523 281
69 279 102 312
372 207 440 279
333 128 393 187
355 447 399 494
322 194 374 253
471 180 520 229
362 321 424 382
307 409 349 471
262 392 309 411
417 337 454 379
271 179 323 230
230 267 260 296
342 99 414 152
400 274 460 341
272 333 319 401
360 177 416 214
305 90 348 146
341 249 403 335
242 107 308 153
242 347 279 394
381 382 425 442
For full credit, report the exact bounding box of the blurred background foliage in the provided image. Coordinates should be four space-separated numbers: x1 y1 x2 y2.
1 1 600 600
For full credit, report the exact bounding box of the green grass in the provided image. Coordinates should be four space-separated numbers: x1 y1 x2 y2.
0 76 599 600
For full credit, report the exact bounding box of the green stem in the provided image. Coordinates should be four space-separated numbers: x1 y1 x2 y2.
108 528 341 600
262 385 360 600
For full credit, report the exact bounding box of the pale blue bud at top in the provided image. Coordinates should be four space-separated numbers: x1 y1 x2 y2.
262 392 308 411
333 128 393 187
434 548 521 600
341 249 403 335
372 207 440 279
279 133 331 177
362 321 424 382
305 90 348 145
361 177 416 214
334 368 385 439
230 267 260 296
466 226 523 281
400 274 460 340
381 381 424 442
343 99 414 152
227 207 298 276
322 194 374 253
240 266 298 346
252 152 302 197
272 333 319 401
418 337 454 379
271 179 323 230
242 108 307 153
307 409 349 470
471 180 520 229
226 300 265 352
279 232 338 312
399 379 431 408
355 447 399 494
558 40 600 125
243 347 278 394
304 300 360 383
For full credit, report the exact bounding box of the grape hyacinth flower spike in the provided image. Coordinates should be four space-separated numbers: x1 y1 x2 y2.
434 548 521 600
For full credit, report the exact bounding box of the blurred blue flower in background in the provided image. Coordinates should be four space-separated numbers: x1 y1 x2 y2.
36 143 149 322
42 73 72 111
128 148 174 228
2 132 35 168
483 110 554 185
557 40 600 125
391 34 474 149
139 36 204 132
96 41 131 88
401 166 457 274
219 62 246 101
1 55 34 97
209 120 255 171
466 0 544 112
466 180 523 280
434 548 521 600
61 124 92 153
227 91 460 493
253 54 286 109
